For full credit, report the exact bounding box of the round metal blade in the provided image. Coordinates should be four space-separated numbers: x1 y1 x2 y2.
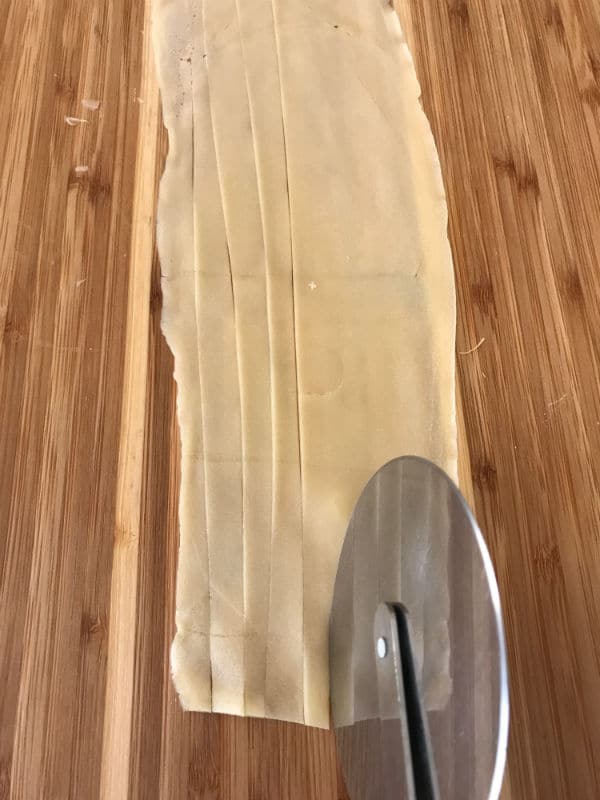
330 456 509 800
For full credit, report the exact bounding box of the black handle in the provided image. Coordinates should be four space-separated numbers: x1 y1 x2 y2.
393 604 438 800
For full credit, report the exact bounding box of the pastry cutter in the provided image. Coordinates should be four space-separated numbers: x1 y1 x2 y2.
330 456 509 799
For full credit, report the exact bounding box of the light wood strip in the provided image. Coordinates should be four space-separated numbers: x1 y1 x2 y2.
99 3 161 796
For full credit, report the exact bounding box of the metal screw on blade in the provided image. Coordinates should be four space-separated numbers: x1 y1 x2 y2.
377 636 388 659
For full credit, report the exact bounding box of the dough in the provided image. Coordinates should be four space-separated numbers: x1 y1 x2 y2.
153 0 456 728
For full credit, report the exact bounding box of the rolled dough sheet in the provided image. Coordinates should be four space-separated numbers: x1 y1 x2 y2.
153 0 457 728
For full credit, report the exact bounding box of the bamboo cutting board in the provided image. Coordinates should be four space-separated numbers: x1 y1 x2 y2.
1 0 600 798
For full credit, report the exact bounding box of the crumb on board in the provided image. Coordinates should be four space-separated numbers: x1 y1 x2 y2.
459 337 486 356
547 393 568 409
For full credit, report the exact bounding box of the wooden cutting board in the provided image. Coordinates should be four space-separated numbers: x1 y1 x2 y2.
1 0 599 797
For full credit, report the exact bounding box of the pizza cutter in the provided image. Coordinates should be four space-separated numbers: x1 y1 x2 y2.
330 456 509 799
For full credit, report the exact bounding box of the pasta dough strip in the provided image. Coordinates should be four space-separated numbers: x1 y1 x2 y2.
154 0 457 728
233 0 305 724
202 0 274 717
154 0 212 708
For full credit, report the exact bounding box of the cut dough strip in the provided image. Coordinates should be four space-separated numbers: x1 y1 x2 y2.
201 0 275 717
190 0 247 715
154 0 212 709
231 0 305 724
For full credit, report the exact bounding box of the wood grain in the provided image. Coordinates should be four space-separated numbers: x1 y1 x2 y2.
1 0 599 797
